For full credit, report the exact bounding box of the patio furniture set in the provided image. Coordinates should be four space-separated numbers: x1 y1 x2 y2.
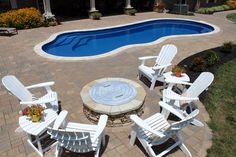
1 44 214 157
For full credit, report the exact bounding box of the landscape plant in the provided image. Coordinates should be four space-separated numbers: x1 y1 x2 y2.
196 4 232 14
125 8 137 16
153 1 165 13
44 16 58 26
205 50 220 66
226 0 236 9
0 7 43 29
221 42 233 53
191 57 206 72
90 11 102 20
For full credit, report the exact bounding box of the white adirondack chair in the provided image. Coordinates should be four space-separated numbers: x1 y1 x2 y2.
47 110 108 157
129 101 199 157
162 72 214 127
2 75 59 111
138 44 177 90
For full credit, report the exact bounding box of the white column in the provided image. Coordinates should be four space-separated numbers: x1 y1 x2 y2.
10 0 17 9
125 0 132 9
90 0 97 12
43 0 54 18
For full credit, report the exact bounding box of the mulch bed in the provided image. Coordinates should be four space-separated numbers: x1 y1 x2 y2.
178 44 236 81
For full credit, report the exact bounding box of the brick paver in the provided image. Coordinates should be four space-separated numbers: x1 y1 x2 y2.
0 10 236 157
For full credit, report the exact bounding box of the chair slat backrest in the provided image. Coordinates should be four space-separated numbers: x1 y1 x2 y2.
47 127 94 153
169 109 199 132
2 75 32 101
187 72 214 98
147 110 199 145
155 44 177 66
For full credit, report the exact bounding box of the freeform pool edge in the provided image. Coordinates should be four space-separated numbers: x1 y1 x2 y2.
34 18 220 61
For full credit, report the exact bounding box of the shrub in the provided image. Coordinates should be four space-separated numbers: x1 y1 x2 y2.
207 8 215 14
90 12 102 20
222 4 231 10
221 42 233 53
197 8 207 14
153 2 165 13
196 4 232 14
226 0 236 9
191 57 206 72
125 8 137 16
44 16 58 26
0 8 43 29
205 50 220 66
213 6 224 12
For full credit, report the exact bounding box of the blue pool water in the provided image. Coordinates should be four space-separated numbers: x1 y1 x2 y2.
42 19 214 57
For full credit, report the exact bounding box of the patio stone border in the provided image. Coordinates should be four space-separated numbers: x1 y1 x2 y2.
80 78 146 126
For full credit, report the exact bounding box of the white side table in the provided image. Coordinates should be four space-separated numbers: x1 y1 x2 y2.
19 109 58 156
163 72 190 92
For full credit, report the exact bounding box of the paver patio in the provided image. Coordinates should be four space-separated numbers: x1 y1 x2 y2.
0 10 235 157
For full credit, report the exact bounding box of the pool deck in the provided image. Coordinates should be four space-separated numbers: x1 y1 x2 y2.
0 10 236 157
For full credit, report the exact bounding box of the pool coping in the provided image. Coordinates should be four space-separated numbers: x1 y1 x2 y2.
34 18 220 61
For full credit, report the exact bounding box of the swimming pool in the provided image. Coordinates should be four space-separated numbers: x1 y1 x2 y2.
35 18 219 60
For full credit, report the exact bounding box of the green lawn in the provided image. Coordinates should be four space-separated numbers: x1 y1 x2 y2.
204 59 236 157
226 13 236 22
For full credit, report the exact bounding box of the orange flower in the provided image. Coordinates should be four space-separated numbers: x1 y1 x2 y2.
0 7 43 29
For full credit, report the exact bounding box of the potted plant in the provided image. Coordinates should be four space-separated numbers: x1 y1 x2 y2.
124 8 137 16
153 1 165 13
172 65 186 77
20 105 45 122
89 11 102 20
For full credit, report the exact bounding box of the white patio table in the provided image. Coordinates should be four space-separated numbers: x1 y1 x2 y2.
19 109 58 156
163 72 191 92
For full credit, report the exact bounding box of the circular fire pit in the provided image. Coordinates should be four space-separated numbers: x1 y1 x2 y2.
80 78 146 126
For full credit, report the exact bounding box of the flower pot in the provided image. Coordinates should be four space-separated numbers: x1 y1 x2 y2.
32 115 41 122
175 72 182 77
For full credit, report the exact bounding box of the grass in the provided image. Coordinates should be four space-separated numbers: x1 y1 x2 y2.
226 13 236 22
204 59 236 157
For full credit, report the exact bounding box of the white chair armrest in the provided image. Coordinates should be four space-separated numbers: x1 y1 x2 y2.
165 94 199 101
130 115 165 138
53 110 68 129
26 81 55 89
139 56 159 66
152 63 171 70
92 115 108 143
20 97 56 105
159 101 185 119
138 56 158 60
165 78 192 86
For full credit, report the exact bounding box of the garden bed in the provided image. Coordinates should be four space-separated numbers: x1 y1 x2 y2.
178 43 236 81
177 43 236 156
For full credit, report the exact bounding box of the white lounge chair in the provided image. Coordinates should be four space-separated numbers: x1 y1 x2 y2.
129 101 199 157
2 75 59 111
47 110 108 157
0 27 18 36
138 44 177 90
162 72 214 127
